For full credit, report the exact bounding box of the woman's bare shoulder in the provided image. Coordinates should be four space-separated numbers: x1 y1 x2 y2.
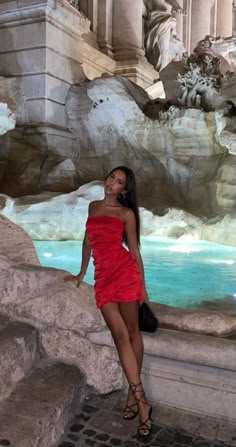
122 207 135 223
89 200 103 215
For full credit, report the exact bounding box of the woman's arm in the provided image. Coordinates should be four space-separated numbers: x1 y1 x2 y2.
124 209 149 303
64 230 91 286
64 204 93 286
78 230 91 278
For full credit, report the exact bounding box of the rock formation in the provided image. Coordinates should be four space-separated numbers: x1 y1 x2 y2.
65 75 236 219
0 214 123 394
1 212 236 355
0 37 236 247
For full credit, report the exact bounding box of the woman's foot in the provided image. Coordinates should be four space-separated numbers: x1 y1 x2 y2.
137 402 152 437
130 382 152 437
123 386 138 420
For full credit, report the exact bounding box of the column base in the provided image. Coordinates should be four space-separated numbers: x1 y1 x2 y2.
114 57 159 89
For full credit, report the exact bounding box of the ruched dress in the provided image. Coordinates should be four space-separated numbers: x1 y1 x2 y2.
86 215 143 308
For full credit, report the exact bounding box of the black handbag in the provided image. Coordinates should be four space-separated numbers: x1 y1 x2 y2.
139 303 159 333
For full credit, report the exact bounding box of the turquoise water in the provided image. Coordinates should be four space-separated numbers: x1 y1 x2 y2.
34 238 236 310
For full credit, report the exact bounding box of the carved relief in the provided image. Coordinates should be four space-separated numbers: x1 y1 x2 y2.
143 0 186 71
193 35 236 73
178 66 221 109
68 0 80 10
177 35 236 110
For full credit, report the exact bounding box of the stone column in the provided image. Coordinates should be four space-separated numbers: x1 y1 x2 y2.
216 0 233 37
190 0 212 51
97 0 113 57
234 1 236 36
79 0 98 33
182 0 192 54
173 0 184 41
112 0 144 60
112 0 157 87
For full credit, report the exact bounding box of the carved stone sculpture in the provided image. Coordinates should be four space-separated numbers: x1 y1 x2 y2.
192 35 236 74
68 0 80 10
160 35 236 111
0 76 24 136
143 0 186 71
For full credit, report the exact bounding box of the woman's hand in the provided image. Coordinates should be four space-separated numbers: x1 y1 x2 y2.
142 289 149 303
64 272 84 288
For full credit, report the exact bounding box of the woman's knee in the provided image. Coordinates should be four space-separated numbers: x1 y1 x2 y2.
111 328 130 347
127 325 140 342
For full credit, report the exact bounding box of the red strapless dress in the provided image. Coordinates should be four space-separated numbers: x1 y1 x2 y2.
86 216 143 308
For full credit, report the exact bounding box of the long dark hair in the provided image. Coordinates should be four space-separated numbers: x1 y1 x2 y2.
106 166 140 246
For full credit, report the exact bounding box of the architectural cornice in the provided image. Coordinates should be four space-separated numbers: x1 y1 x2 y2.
0 1 90 37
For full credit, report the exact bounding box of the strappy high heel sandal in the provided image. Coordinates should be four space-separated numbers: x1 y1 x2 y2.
123 385 138 420
130 382 152 438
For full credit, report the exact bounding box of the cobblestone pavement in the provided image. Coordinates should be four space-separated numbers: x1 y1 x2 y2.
57 389 235 447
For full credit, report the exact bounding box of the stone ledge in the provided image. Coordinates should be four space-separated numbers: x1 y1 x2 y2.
87 327 236 422
142 353 236 423
88 327 236 372
151 302 236 337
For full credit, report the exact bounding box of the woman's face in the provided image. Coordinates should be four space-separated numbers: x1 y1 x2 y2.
105 169 127 196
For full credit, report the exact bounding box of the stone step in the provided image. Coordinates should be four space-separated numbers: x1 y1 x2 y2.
0 320 38 402
0 360 85 447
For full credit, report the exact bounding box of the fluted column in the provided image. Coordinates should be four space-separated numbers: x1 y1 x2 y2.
97 0 113 57
190 0 212 51
112 0 144 60
173 0 184 41
79 0 98 33
234 1 236 36
216 0 233 37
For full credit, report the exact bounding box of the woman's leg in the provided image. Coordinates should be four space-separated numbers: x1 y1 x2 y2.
101 302 140 384
119 301 143 372
101 302 151 435
118 301 144 418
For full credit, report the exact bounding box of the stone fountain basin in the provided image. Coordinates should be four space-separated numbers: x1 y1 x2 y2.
0 213 236 422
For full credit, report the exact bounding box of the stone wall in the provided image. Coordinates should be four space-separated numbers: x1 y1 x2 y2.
0 0 119 195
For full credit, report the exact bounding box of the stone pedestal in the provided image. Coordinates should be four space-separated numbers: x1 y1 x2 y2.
216 0 233 37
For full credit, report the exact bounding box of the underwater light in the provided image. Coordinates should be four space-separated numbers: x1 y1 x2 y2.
43 253 53 257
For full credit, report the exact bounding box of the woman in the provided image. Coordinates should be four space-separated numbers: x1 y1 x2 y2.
65 166 152 438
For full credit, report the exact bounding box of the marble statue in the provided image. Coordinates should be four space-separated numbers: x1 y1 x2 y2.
176 35 236 110
0 102 15 136
0 76 21 135
143 0 186 71
193 35 236 74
